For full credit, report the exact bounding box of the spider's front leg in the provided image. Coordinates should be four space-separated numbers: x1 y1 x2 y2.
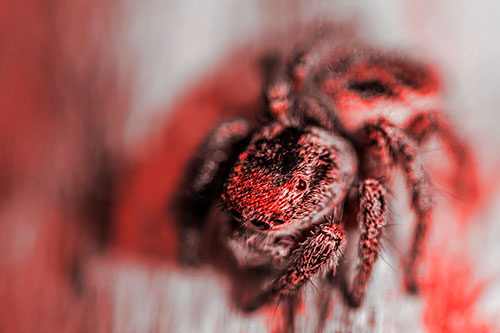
174 119 251 265
367 119 434 293
244 223 345 312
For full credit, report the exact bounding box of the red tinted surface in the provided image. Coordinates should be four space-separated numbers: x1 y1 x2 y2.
112 49 263 259
422 252 489 333
112 46 496 331
0 0 125 331
1 0 499 331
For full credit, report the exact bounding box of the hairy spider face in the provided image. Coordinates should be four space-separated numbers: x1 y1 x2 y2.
222 122 357 231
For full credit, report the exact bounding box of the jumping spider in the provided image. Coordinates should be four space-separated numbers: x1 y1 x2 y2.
174 36 477 311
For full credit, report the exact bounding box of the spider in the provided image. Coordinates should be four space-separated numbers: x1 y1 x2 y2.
173 35 478 312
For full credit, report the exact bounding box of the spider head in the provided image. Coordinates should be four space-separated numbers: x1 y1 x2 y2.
222 123 356 231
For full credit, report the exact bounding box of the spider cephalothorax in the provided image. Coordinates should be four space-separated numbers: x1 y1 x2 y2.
222 123 356 231
174 33 478 325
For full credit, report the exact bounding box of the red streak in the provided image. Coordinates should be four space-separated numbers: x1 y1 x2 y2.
421 251 490 333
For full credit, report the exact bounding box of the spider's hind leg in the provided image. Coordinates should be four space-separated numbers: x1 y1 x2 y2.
406 111 480 211
260 54 295 123
286 37 348 132
366 119 434 293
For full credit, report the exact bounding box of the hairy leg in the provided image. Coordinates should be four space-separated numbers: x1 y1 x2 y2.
260 51 340 132
287 38 347 132
262 34 351 132
345 179 387 307
174 119 251 265
260 55 294 122
244 223 345 312
367 119 433 292
406 111 479 210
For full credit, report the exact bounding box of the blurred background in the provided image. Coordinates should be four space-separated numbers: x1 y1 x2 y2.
1 0 500 332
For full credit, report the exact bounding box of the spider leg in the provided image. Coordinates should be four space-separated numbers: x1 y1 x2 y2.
173 119 252 265
366 119 433 293
262 56 341 132
261 36 349 126
288 30 356 91
260 54 295 123
345 178 387 307
287 36 350 132
243 223 345 312
406 111 479 209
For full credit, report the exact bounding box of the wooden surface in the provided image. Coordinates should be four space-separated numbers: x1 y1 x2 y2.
1 0 500 332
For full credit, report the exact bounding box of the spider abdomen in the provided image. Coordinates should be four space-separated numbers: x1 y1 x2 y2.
319 52 442 132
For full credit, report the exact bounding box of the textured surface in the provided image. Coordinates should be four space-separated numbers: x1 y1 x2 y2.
1 0 500 332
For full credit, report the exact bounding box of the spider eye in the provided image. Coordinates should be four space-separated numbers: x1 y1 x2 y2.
273 218 285 225
230 209 243 221
296 179 307 191
250 219 270 230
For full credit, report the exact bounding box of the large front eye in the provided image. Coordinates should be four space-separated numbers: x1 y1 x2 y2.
296 178 307 191
230 209 243 221
250 219 271 230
